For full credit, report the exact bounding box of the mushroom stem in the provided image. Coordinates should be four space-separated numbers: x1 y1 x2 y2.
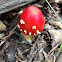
21 32 33 43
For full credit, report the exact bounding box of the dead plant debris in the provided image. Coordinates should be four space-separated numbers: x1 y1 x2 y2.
0 0 62 62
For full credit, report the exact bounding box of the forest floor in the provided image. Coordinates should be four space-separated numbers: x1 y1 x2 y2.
0 0 62 62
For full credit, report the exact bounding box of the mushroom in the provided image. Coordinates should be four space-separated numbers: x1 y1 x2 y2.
18 6 45 43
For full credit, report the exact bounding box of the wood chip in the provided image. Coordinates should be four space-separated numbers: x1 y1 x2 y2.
0 20 6 31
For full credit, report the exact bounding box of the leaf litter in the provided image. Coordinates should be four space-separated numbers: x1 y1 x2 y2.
0 0 62 62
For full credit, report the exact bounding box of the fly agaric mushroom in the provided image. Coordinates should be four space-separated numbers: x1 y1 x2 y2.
18 6 45 43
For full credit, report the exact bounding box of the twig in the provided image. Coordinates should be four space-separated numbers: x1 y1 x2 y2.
0 32 14 46
54 55 56 62
29 39 39 55
15 55 26 62
43 50 48 60
0 24 17 46
2 24 18 40
48 42 62 55
42 42 62 61
39 45 47 53
18 48 31 56
9 24 18 34
28 49 38 62
28 36 39 62
2 31 14 40
33 55 37 62
46 0 62 22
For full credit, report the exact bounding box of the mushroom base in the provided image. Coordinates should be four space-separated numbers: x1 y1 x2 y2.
21 33 33 43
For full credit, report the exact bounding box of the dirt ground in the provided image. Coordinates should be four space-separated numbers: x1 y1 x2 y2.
0 0 62 62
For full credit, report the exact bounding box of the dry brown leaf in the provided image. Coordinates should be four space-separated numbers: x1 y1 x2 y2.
49 0 62 3
44 24 53 30
0 20 6 31
48 21 62 29
0 0 7 5
0 33 5 39
48 29 62 47
46 55 54 62
56 53 62 62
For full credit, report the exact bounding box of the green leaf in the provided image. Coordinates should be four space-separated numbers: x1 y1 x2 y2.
56 44 62 56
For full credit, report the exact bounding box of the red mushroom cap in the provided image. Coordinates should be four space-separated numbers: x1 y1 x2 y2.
18 6 45 35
